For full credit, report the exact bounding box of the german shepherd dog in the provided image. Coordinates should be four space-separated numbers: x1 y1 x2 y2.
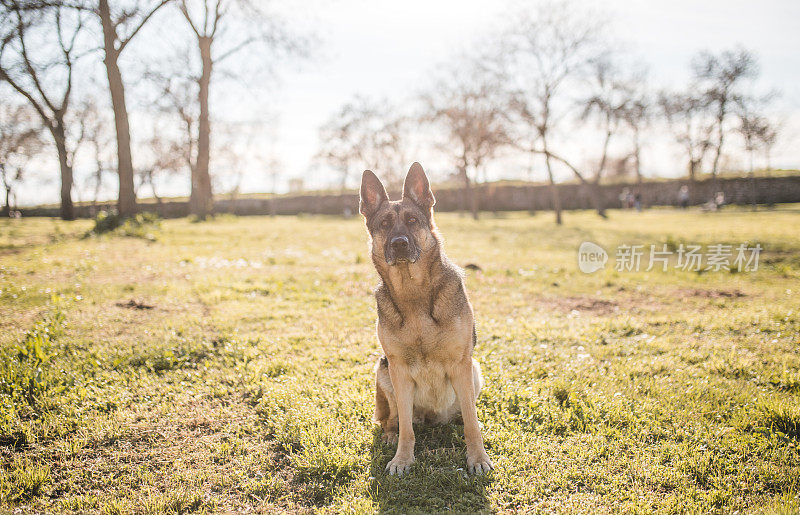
360 162 493 476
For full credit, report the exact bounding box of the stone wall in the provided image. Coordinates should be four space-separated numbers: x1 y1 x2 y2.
19 175 800 218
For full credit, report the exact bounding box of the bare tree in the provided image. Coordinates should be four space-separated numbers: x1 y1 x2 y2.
90 0 172 216
502 0 605 224
146 59 198 191
423 61 508 220
738 113 767 210
136 130 184 204
75 98 114 210
735 94 776 210
0 1 89 220
692 47 758 179
619 70 650 185
211 121 262 207
604 156 635 181
175 0 309 219
759 123 778 175
175 0 217 218
316 96 412 192
659 91 714 191
580 56 634 217
0 102 43 215
149 57 283 216
737 108 770 176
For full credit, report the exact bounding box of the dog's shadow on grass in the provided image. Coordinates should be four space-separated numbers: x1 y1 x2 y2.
368 424 493 513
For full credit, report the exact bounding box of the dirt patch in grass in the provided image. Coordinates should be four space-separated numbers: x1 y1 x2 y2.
675 288 747 299
541 296 621 315
115 299 156 310
0 247 25 257
539 291 670 316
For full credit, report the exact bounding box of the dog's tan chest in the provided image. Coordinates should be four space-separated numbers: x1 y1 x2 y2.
380 310 468 364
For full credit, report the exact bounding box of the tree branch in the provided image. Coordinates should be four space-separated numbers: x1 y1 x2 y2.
16 12 58 114
0 68 53 128
179 0 200 37
210 0 223 37
214 36 255 63
118 0 171 53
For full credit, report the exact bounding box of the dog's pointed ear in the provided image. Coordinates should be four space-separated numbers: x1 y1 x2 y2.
402 162 435 212
360 170 388 217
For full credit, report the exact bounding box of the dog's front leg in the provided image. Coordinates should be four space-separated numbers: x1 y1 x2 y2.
385 360 415 476
451 357 493 474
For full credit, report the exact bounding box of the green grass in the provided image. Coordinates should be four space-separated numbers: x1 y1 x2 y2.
1 206 799 512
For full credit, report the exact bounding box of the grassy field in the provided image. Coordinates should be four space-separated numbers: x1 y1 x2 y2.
1 206 799 513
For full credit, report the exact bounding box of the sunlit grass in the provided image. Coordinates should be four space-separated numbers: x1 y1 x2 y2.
0 206 798 512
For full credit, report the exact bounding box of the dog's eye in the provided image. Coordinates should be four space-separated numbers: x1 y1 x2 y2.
380 219 391 228
407 217 417 225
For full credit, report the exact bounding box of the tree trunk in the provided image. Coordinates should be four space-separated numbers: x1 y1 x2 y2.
749 150 756 211
1 167 9 218
711 125 723 178
633 127 642 185
461 168 478 220
52 123 75 220
592 128 612 218
99 0 136 217
710 105 726 182
1 164 9 217
590 180 606 218
152 179 162 205
543 151 562 225
191 35 214 219
92 169 101 210
2 188 9 217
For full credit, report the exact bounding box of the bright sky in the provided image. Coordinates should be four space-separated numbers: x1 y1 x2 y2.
13 0 800 204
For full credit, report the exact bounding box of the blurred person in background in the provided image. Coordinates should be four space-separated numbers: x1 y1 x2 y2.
678 185 690 208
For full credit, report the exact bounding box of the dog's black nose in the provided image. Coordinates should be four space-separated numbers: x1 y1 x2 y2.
390 236 409 249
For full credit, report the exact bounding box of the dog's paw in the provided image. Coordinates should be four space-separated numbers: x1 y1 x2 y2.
381 431 398 445
467 449 494 474
385 454 414 476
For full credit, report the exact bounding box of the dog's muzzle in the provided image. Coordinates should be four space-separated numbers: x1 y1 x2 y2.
385 235 419 265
